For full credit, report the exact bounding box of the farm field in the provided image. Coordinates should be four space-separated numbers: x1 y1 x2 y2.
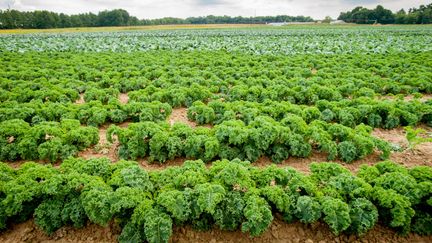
1 25 432 242
0 23 266 34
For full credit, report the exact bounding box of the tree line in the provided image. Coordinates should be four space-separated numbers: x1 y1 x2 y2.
142 15 314 25
338 4 432 24
0 9 312 29
0 9 138 29
1 3 431 29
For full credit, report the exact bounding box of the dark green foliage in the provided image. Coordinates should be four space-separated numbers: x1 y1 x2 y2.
34 199 64 235
241 195 273 237
348 198 378 236
0 119 98 162
111 187 150 218
108 113 387 163
61 157 111 180
1 162 57 218
310 162 350 183
1 159 431 239
412 212 432 235
321 197 351 235
295 196 321 224
338 141 357 163
61 197 87 228
188 101 216 125
108 162 153 191
80 188 114 226
209 159 255 191
119 221 143 243
157 190 191 222
371 187 415 234
261 185 292 214
144 208 173 243
195 183 226 214
214 191 245 231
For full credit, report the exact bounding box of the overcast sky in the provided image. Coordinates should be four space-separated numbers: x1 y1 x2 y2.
1 0 430 19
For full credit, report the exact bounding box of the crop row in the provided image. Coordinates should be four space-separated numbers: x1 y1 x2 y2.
1 52 431 105
0 101 171 126
188 99 432 129
107 117 390 163
0 119 98 162
1 158 431 243
1 114 390 163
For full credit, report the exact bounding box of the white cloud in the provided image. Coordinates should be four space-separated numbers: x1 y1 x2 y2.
0 0 429 19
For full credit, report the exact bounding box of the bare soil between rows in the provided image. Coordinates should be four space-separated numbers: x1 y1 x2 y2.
378 94 432 102
6 110 432 173
1 217 431 243
76 110 432 173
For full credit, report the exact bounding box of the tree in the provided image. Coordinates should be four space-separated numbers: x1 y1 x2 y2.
337 3 432 25
374 5 394 24
97 9 130 26
395 9 406 24
322 16 332 23
59 13 71 28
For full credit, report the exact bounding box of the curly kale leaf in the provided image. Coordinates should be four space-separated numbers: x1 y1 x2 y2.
261 185 292 214
108 163 153 191
195 183 226 215
61 157 112 181
80 188 114 226
157 190 191 222
34 199 64 235
412 211 432 236
241 195 273 237
338 141 358 163
321 197 351 235
372 187 415 234
310 162 351 184
295 196 321 224
144 208 173 243
61 196 87 228
214 191 245 231
348 198 378 236
111 187 150 218
210 159 255 191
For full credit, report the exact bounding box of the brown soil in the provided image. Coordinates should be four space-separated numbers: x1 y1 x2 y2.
6 159 57 169
254 153 328 174
169 107 197 127
138 157 189 170
119 93 129 104
253 151 388 174
75 93 85 104
378 94 432 102
0 220 120 243
172 218 432 243
168 107 213 128
372 126 432 168
78 122 130 162
372 127 408 147
2 218 431 243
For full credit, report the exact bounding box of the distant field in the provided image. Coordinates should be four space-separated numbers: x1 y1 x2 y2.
1 23 431 35
0 23 268 34
1 24 431 53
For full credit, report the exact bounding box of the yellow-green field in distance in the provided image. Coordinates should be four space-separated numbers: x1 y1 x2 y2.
0 24 269 34
1 23 425 34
